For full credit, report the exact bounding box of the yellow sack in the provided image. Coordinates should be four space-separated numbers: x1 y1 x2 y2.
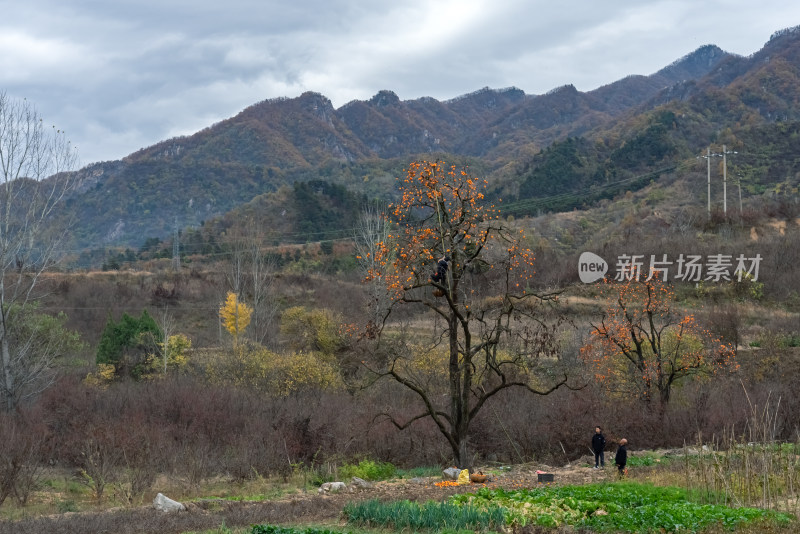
457 469 470 485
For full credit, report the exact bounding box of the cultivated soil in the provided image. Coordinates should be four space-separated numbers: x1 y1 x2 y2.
0 462 614 534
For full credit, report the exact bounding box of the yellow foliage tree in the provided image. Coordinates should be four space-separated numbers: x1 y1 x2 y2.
151 334 191 376
115 333 193 380
219 292 253 346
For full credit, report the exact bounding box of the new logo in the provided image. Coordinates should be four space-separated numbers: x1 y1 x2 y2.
578 252 608 283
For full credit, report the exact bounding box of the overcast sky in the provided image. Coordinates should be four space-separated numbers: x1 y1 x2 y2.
3 1 800 166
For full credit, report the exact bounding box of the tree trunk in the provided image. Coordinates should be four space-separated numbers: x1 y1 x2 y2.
657 385 671 420
457 436 470 469
1 331 14 412
447 303 472 469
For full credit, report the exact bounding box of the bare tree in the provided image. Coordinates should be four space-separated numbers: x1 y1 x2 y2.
354 200 391 325
158 306 175 374
224 222 277 346
248 236 277 346
0 92 78 411
225 229 246 296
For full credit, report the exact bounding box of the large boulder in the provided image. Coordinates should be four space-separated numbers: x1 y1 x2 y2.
442 467 461 480
318 481 347 494
350 476 372 490
153 492 186 512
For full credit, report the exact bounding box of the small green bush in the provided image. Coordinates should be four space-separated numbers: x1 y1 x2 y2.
338 459 396 481
57 499 78 513
781 334 800 347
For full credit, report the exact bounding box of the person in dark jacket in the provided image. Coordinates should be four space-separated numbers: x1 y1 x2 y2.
591 426 606 469
431 256 450 283
615 438 628 478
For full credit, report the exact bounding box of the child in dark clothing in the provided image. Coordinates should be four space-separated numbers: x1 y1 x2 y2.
615 438 628 478
591 426 606 469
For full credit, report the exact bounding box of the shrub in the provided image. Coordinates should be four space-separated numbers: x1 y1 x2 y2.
0 412 47 507
96 310 162 378
339 459 396 481
206 347 343 396
279 306 349 360
56 499 78 513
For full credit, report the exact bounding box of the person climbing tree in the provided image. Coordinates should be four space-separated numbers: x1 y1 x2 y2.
431 255 450 283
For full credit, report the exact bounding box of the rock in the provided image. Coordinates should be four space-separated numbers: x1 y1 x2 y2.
351 477 372 489
183 502 203 513
410 477 428 485
442 467 461 480
153 492 186 512
318 481 347 494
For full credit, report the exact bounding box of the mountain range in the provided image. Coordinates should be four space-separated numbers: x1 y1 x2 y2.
58 25 800 255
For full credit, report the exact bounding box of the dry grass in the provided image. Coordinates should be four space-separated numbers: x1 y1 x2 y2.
681 388 800 517
0 468 311 524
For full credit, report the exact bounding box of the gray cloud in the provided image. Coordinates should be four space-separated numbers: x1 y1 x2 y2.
3 0 799 165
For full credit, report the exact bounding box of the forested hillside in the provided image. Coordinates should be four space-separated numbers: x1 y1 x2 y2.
51 37 751 252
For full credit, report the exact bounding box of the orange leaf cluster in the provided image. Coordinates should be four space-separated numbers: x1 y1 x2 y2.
580 277 736 400
368 160 535 301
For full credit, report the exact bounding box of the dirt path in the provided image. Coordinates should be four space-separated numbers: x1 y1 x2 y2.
0 463 612 534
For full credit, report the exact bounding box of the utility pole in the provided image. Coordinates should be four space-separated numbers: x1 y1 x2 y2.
721 145 737 216
707 147 711 219
699 147 713 220
722 145 727 215
172 217 180 271
737 173 743 215
699 145 738 219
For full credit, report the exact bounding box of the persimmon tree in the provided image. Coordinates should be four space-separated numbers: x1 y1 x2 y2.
581 278 736 408
365 160 570 468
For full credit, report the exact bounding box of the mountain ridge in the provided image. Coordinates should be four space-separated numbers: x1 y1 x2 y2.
57 26 800 252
